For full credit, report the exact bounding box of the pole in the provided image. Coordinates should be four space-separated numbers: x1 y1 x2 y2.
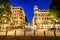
6 29 8 36
54 30 56 40
24 28 26 36
15 30 16 36
44 30 46 40
6 29 8 40
34 29 35 40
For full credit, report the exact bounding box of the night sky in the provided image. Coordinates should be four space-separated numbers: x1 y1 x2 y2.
9 0 52 24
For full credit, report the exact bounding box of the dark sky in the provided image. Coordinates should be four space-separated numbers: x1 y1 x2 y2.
9 0 52 23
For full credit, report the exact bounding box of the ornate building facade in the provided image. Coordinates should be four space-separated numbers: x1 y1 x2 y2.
8 6 26 28
32 6 51 28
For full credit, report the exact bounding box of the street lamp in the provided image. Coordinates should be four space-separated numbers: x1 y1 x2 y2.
11 20 13 22
56 20 58 23
10 20 13 28
4 20 7 23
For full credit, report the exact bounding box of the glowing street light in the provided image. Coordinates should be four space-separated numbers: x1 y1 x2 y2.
4 20 7 23
56 20 58 22
11 20 13 22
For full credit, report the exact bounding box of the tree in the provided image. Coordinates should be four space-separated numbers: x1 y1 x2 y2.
49 0 60 19
49 0 60 28
0 0 12 24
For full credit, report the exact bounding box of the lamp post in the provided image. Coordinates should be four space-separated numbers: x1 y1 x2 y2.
44 29 46 40
10 20 13 28
4 20 7 29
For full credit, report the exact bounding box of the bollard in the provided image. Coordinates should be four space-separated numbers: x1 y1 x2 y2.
24 28 26 40
33 30 35 40
34 30 35 37
6 29 8 36
15 30 16 36
54 30 56 40
5 29 8 40
24 29 26 36
44 30 46 40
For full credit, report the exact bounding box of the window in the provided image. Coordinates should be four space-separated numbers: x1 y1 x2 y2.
12 17 13 19
15 11 16 12
15 14 16 16
20 14 22 16
39 14 40 16
42 14 43 16
12 17 18 19
20 11 23 13
18 8 19 9
15 21 18 24
42 18 43 20
13 8 14 9
16 17 18 19
15 11 19 12
13 11 14 12
20 8 23 10
20 17 22 19
14 17 16 19
47 17 49 19
45 18 46 20
39 18 40 19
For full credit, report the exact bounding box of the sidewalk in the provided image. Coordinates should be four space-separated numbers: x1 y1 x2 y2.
0 29 60 36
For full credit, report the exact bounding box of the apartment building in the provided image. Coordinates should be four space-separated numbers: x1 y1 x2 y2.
8 6 26 28
32 6 51 28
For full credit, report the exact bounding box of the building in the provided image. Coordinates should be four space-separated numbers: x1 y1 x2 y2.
32 6 51 28
8 6 26 28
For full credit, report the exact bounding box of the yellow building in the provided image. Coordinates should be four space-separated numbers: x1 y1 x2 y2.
8 6 26 28
32 6 51 28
